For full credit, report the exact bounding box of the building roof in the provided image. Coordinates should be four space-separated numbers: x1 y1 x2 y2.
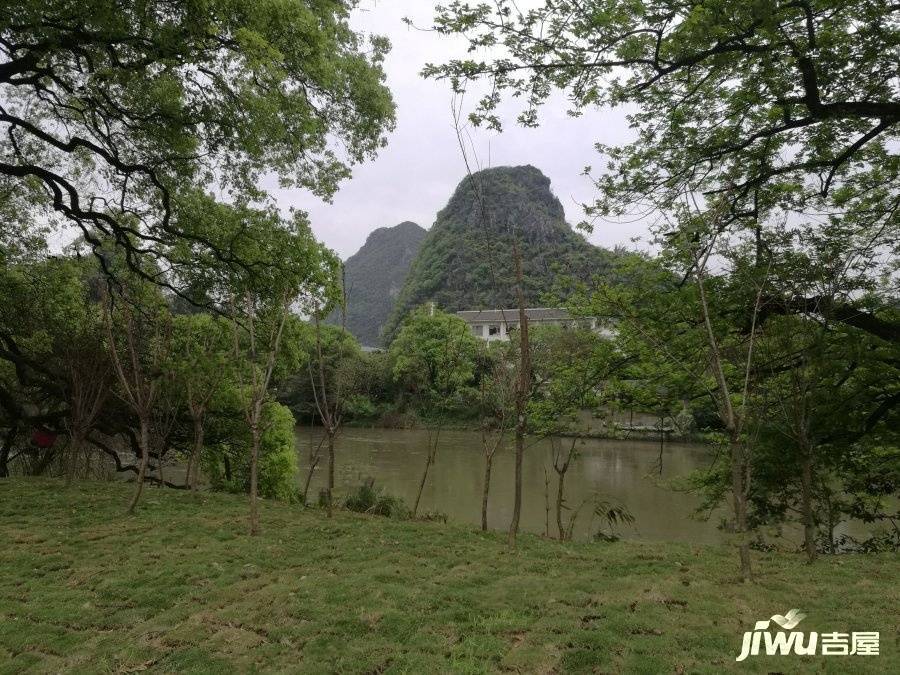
456 308 573 323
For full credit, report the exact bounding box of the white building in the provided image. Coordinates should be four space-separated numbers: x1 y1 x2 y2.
456 308 607 342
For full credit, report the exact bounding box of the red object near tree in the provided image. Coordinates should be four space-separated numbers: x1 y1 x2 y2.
31 428 57 448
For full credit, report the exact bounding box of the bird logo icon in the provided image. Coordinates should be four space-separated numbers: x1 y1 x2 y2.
754 608 806 631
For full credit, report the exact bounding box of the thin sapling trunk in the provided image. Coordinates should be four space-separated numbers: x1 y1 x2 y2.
508 239 532 547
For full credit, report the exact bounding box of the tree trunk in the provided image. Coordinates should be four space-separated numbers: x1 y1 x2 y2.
509 427 525 546
65 433 84 486
82 438 91 478
188 415 204 491
32 446 58 476
508 240 531 547
729 437 752 581
414 429 440 518
481 453 493 531
657 413 665 475
413 453 431 518
66 434 90 486
249 424 260 536
127 417 151 515
556 471 567 541
326 430 335 518
800 450 817 562
0 423 18 478
302 469 315 505
543 467 551 538
157 441 165 487
827 502 837 555
303 439 321 505
695 253 755 582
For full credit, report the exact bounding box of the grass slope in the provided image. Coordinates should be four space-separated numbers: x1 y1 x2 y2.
1 479 896 674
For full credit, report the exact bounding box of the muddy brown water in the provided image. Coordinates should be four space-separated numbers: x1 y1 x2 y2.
296 427 728 543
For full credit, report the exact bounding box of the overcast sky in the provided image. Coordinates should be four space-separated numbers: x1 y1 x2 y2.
270 0 647 260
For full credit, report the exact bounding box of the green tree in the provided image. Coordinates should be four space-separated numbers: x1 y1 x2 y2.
390 307 479 516
751 306 899 558
575 217 772 580
298 272 361 515
203 400 299 502
103 276 173 514
0 256 101 477
277 318 370 505
529 325 629 540
213 207 338 535
1 0 395 295
170 313 234 491
475 341 516 531
425 0 899 563
424 0 898 344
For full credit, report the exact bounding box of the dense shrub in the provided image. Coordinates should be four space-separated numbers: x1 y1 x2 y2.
343 478 409 519
204 401 298 500
343 393 377 420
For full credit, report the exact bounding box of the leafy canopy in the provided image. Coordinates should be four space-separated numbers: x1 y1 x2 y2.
390 307 479 415
425 1 898 229
1 0 395 291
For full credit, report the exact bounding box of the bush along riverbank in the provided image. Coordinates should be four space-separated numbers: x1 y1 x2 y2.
1 479 896 673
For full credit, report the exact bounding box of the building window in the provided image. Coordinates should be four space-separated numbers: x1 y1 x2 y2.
472 324 483 336
488 324 500 336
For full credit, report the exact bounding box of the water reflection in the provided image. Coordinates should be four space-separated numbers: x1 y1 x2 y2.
296 427 724 543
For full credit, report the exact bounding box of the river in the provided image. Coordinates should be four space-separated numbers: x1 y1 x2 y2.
296 427 726 544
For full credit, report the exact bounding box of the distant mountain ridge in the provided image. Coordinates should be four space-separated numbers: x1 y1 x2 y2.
334 221 426 346
382 165 618 338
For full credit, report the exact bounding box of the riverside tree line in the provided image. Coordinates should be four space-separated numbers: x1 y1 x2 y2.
1 0 897 581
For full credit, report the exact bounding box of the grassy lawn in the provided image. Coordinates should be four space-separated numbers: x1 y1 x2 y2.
1 479 896 674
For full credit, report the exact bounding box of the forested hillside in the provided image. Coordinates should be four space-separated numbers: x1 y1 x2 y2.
383 166 619 338
332 221 426 346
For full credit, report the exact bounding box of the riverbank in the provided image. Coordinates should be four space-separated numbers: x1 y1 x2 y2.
2 479 896 673
339 406 698 442
344 418 691 442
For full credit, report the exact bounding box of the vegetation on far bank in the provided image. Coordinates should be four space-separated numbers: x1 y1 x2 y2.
1 479 897 674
